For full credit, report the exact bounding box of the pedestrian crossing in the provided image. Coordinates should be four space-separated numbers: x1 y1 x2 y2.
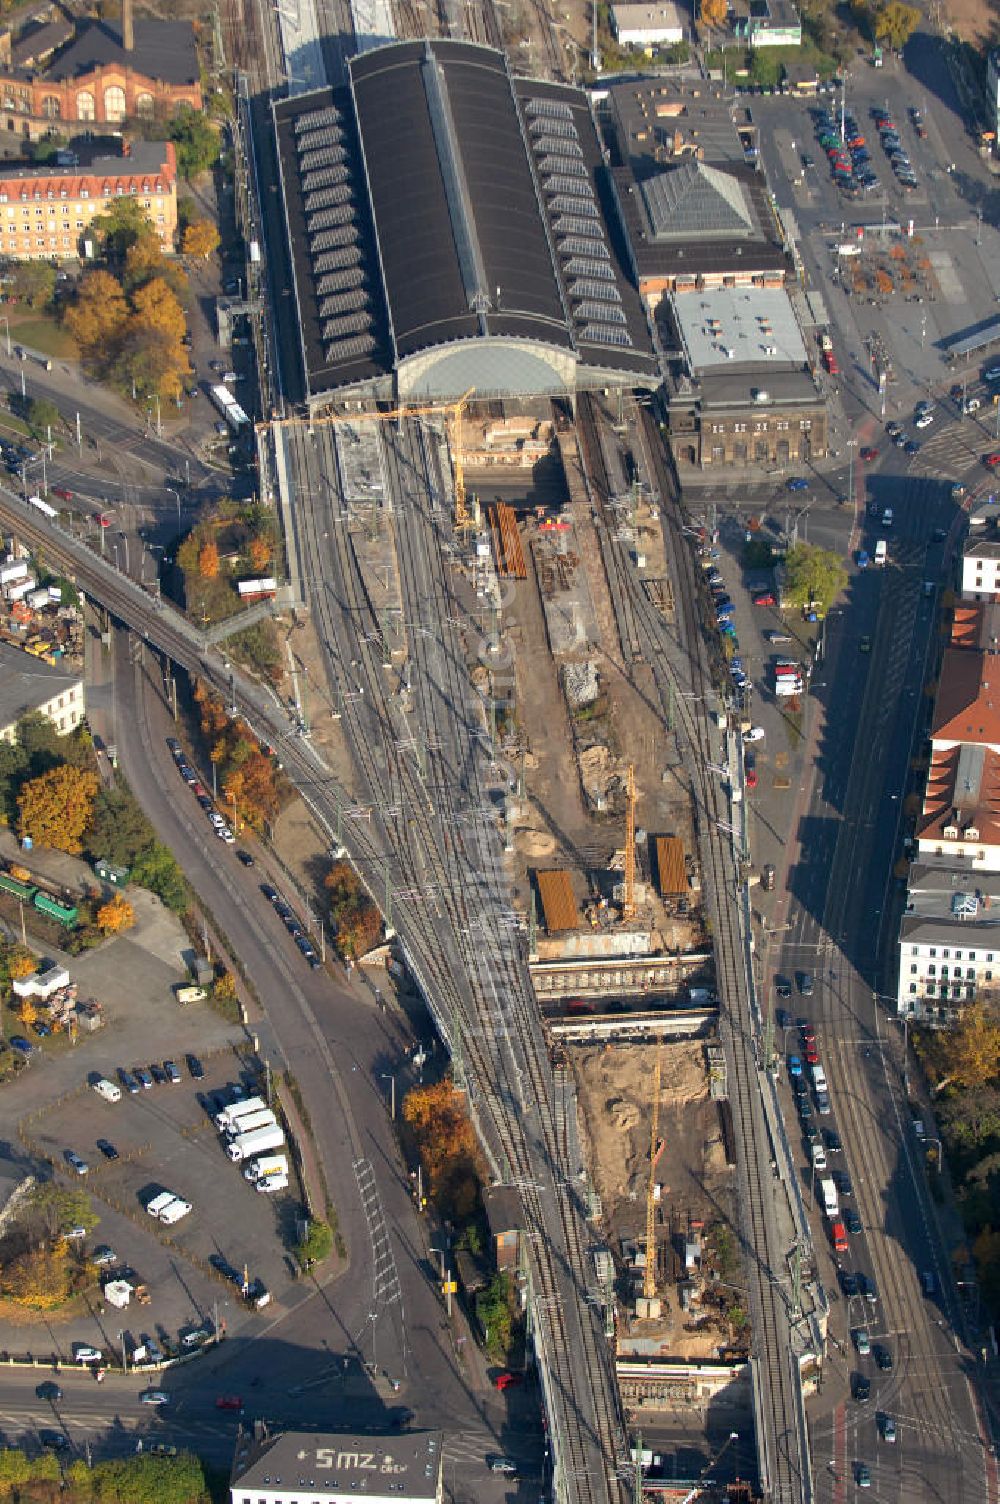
903 419 987 481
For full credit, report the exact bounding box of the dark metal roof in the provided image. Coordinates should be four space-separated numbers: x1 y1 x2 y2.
273 88 393 397
43 20 199 85
273 44 657 399
514 76 658 378
350 41 571 360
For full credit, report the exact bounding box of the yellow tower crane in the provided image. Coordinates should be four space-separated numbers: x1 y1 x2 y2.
644 1044 663 1302
623 763 637 921
263 389 477 534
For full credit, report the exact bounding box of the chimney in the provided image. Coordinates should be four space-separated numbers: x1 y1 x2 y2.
122 0 134 52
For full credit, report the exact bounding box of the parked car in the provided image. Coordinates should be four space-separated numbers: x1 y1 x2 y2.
140 1391 170 1406
91 1246 116 1266
96 1139 119 1161
65 1151 88 1176
186 1054 205 1080
10 1035 34 1055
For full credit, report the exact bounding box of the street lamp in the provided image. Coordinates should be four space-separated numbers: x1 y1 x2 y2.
380 1071 396 1122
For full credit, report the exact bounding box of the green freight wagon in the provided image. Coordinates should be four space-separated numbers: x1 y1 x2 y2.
0 873 37 903
32 892 78 927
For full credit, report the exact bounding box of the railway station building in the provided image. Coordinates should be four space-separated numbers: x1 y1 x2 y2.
271 39 659 408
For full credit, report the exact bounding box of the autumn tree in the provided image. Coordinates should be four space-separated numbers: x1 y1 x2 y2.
198 540 220 579
214 970 237 1001
324 860 382 959
64 271 129 356
700 0 727 25
7 948 36 980
96 894 135 934
17 765 99 854
182 219 221 259
130 277 187 347
403 1076 481 1218
873 0 919 49
17 996 37 1029
937 1002 1000 1091
248 534 272 572
0 1246 71 1309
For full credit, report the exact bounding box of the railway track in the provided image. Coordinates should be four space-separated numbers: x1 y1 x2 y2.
275 419 624 1504
576 393 812 1504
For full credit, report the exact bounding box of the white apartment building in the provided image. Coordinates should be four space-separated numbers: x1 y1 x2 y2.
0 640 84 743
897 859 1000 1021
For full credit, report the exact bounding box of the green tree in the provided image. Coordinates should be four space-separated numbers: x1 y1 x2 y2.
9 262 55 311
476 1273 513 1360
296 1218 334 1269
782 543 848 614
28 1181 99 1239
169 106 221 178
67 1450 208 1504
89 199 157 266
26 396 60 438
129 840 189 912
873 0 919 50
0 1449 32 1490
0 739 27 826
86 783 154 867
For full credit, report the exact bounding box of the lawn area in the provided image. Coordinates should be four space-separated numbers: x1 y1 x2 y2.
3 309 79 360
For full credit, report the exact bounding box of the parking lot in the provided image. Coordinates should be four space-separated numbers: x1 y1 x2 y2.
20 1051 297 1359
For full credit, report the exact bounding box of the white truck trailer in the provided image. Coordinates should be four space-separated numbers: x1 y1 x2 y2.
215 1095 267 1132
225 1108 276 1138
227 1123 285 1163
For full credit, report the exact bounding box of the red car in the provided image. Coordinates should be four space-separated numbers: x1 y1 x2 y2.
96 513 112 527
752 591 776 606
984 453 1000 468
805 1043 819 1065
51 486 73 501
746 767 758 789
860 447 878 463
800 1023 815 1043
215 1395 243 1410
495 1372 523 1391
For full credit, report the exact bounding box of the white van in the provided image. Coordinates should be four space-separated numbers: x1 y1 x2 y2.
874 540 887 566
92 1078 121 1103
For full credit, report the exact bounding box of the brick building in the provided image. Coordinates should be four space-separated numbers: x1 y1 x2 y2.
0 0 200 143
662 285 827 470
0 139 177 259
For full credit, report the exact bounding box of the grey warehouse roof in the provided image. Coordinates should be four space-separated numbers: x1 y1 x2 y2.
0 641 81 729
231 1429 442 1502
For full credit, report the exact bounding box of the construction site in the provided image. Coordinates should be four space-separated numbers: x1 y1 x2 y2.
262 380 751 1448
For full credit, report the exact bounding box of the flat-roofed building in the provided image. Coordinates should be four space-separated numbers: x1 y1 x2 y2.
611 1 689 48
231 1428 443 1504
661 285 826 470
0 641 84 743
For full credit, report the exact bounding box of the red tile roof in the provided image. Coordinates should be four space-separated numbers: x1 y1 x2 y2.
931 647 1000 747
